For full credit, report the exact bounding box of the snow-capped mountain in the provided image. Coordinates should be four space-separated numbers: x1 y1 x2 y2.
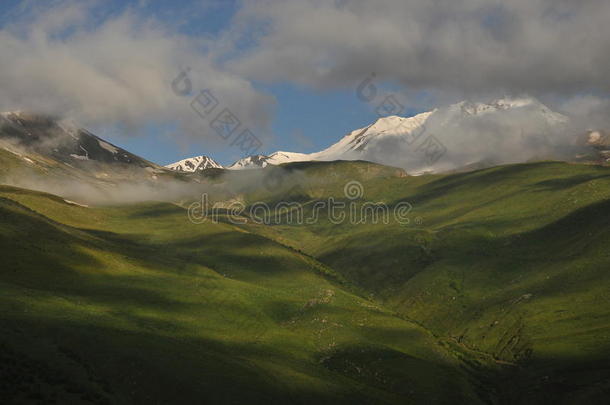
308 110 436 162
0 111 156 168
226 97 572 173
228 151 311 170
227 154 267 170
165 155 222 172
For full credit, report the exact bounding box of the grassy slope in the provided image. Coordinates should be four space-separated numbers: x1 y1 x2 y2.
3 158 610 404
0 186 480 404
235 161 610 404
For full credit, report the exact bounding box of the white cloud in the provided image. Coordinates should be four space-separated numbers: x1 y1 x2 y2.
0 1 274 143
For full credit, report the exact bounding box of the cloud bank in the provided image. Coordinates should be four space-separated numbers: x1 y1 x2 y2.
228 0 610 99
0 1 273 142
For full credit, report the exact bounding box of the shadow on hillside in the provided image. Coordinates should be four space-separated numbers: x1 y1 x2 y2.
126 203 184 218
3 296 607 404
400 162 610 208
312 195 610 404
0 304 481 404
490 355 610 404
425 162 555 188
397 163 548 207
531 173 610 191
0 317 306 405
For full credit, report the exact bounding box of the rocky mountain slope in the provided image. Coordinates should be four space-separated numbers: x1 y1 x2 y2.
0 112 199 203
0 112 156 168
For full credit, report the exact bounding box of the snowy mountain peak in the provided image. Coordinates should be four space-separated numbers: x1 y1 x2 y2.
446 97 567 126
227 154 271 170
225 96 572 173
267 151 311 164
367 113 432 134
491 96 538 109
489 96 567 124
451 97 539 116
227 151 313 170
0 112 155 168
165 155 222 172
304 110 436 162
0 110 24 117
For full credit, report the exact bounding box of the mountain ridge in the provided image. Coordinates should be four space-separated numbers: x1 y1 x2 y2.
165 155 222 172
0 111 158 169
212 97 574 173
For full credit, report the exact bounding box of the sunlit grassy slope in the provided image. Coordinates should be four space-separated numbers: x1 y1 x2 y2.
0 185 481 404
236 160 610 404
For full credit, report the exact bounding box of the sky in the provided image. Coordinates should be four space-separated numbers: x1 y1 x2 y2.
0 0 609 166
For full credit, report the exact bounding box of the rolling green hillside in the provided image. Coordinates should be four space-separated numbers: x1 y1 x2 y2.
0 185 480 404
2 160 610 404
231 160 610 404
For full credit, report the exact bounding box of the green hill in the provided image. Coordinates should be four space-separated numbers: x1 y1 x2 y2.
232 160 610 404
0 185 479 404
1 159 610 404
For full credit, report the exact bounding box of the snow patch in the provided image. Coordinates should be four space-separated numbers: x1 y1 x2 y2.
98 140 119 154
64 199 89 208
